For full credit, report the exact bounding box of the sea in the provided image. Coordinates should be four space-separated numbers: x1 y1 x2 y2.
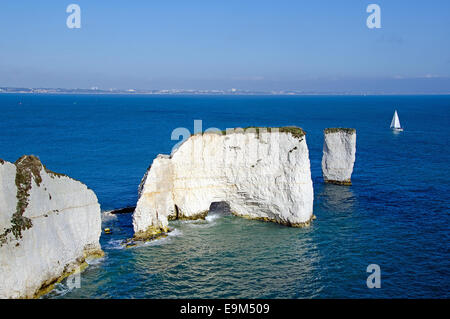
0 94 448 298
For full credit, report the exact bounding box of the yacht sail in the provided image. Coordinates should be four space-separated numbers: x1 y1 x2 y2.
390 110 403 131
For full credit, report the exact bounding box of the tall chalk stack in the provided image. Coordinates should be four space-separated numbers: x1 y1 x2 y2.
0 155 103 299
322 128 356 185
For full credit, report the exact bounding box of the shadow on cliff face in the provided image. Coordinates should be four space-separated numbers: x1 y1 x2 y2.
209 201 231 215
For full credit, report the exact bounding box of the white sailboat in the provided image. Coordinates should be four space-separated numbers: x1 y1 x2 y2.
390 110 403 132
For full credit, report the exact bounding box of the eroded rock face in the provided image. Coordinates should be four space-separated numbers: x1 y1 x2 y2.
0 156 102 299
322 128 356 185
133 127 314 239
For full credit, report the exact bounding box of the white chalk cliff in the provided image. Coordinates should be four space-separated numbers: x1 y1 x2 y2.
133 127 314 239
321 128 357 185
0 156 103 299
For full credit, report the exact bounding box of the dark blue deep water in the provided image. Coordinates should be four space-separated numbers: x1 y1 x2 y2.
0 94 449 298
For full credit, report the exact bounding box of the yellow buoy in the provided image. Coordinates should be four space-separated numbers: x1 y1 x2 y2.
104 228 112 234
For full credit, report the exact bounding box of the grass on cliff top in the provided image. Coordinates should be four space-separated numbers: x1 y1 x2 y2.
192 126 306 139
324 127 356 134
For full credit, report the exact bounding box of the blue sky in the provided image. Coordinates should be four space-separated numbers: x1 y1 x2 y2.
0 0 449 92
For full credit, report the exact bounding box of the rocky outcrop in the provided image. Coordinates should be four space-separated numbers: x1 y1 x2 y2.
0 155 103 299
322 128 356 185
133 127 314 240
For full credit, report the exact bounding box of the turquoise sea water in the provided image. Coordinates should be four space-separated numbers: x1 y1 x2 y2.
0 94 449 298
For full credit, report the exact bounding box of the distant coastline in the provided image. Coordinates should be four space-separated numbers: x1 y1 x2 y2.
1 87 449 96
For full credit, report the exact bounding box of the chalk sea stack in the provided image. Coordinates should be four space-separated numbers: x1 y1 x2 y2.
133 127 314 240
0 155 103 299
322 128 356 185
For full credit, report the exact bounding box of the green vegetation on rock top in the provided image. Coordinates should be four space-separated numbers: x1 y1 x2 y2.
192 126 306 139
278 126 306 139
9 155 44 242
15 155 44 187
324 127 356 134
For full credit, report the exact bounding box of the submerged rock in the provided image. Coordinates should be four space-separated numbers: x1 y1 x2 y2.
322 128 357 185
133 127 314 240
0 155 103 298
109 206 135 214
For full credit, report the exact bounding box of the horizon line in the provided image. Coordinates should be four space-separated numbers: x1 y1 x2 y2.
0 86 449 96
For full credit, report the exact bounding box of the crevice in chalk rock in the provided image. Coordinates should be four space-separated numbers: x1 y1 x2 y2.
209 201 231 215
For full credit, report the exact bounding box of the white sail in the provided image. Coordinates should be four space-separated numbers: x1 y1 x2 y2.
390 110 401 129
